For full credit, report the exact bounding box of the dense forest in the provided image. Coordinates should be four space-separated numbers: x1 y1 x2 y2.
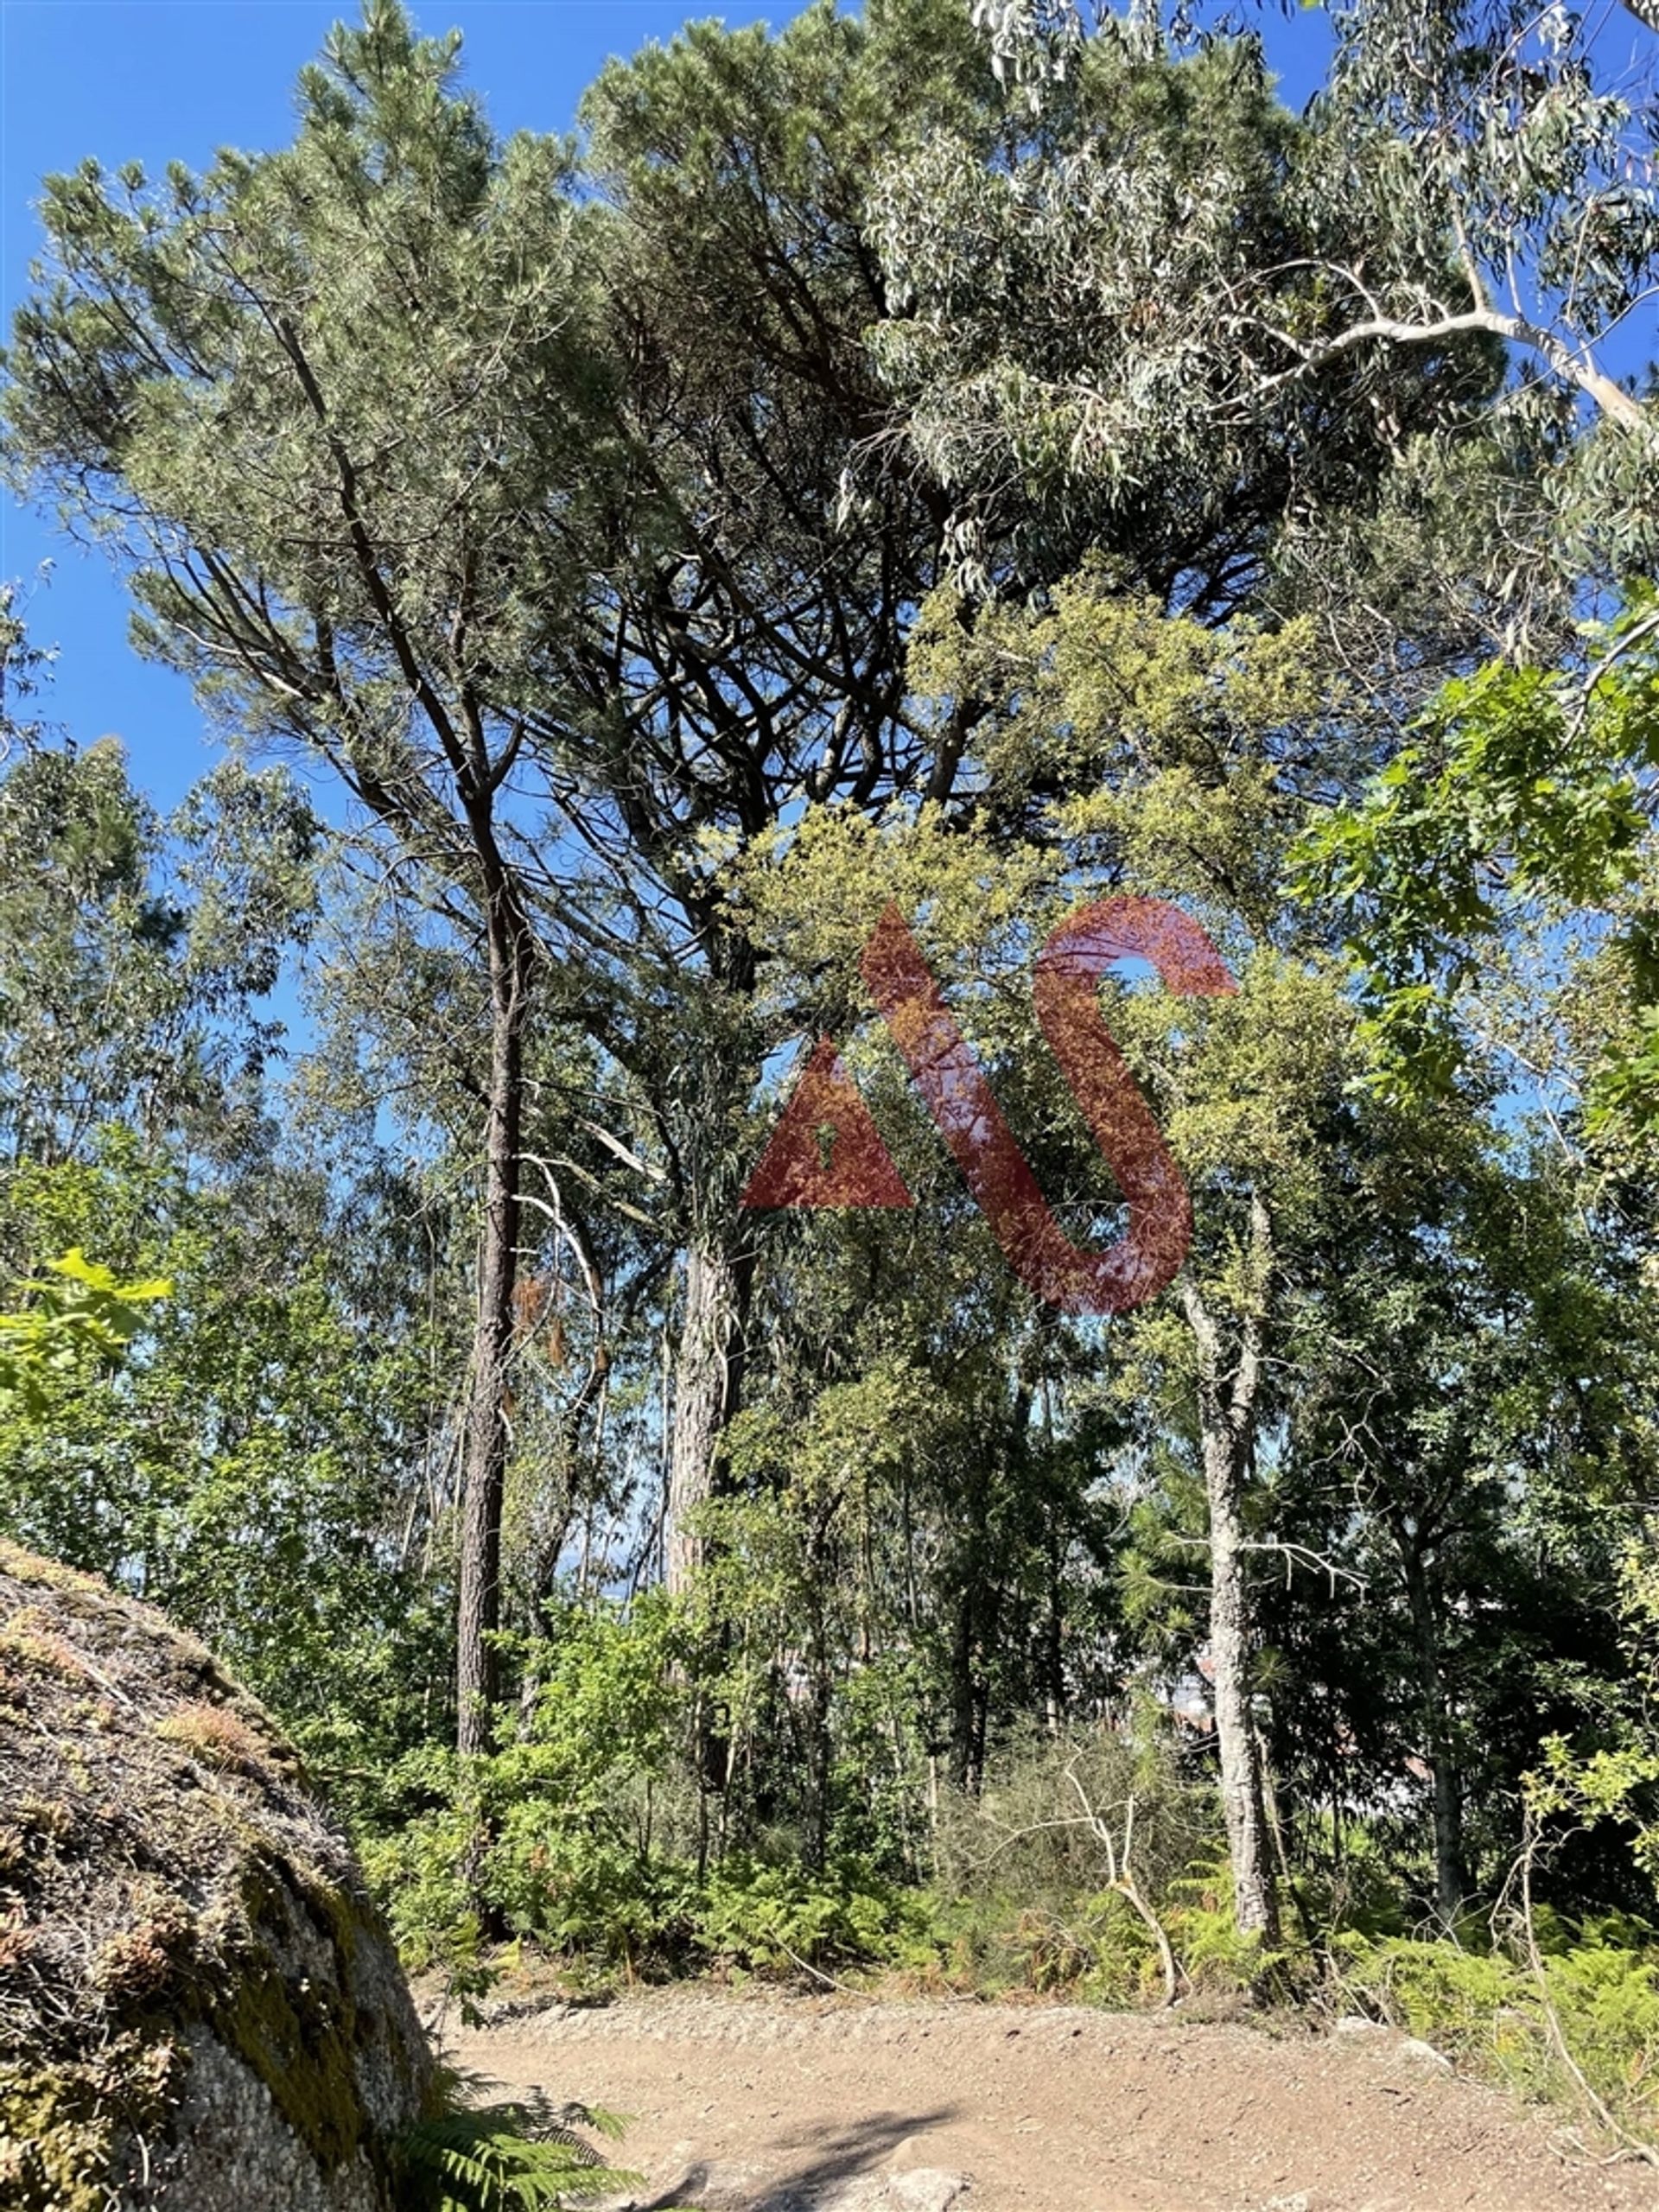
3 0 1659 2158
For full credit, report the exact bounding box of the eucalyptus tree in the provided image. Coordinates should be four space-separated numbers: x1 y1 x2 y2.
868 13 1509 617
966 0 1659 601
1302 0 1659 443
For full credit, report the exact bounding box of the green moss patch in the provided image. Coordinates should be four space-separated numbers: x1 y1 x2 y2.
0 2040 178 2212
0 1543 429 2207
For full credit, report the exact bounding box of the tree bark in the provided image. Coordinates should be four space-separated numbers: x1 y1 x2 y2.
665 1233 754 1592
1180 1191 1280 1942
1202 1420 1277 1936
455 897 531 1758
1257 296 1649 432
949 1586 979 1794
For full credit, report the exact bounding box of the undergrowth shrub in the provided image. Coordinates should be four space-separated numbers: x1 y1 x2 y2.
695 1852 937 1977
365 1665 1659 2158
1331 1916 1659 2143
363 1597 938 1985
362 1595 698 1977
923 1886 1151 2002
920 1725 1236 2000
365 1710 1243 1999
931 1724 1213 1914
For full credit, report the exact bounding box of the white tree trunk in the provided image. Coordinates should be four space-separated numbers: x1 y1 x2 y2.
1182 1190 1280 1942
665 1236 750 1592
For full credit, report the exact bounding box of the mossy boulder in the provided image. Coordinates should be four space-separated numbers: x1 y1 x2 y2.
0 1541 435 2209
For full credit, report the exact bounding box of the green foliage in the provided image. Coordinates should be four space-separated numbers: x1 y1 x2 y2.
6 3 1659 2175
1161 1855 1290 1994
1333 1923 1659 2143
925 1796 1287 2009
365 1594 941 1984
972 0 1656 589
695 1854 936 1978
1291 589 1659 1112
0 1144 454 1811
0 1249 169 1414
397 2071 639 2212
931 1726 1212 1916
1526 1539 1659 1910
366 1771 936 1991
0 730 315 1166
868 18 1502 601
365 1598 696 1972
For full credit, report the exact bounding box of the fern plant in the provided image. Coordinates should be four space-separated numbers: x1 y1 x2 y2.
396 2070 642 2211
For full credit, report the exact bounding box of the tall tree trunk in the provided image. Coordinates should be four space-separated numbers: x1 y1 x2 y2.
455 905 530 1758
949 1586 978 1793
662 924 764 1596
665 1233 754 1592
1039 1375 1065 1735
1203 1422 1278 1937
948 1436 1002 1796
1181 1191 1280 1942
1044 1516 1065 1737
1395 1519 1469 1923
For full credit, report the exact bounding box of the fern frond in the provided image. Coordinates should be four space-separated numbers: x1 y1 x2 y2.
543 2100 629 2147
397 2073 641 2210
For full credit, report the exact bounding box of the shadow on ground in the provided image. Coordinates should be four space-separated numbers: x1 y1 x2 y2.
642 2105 961 2211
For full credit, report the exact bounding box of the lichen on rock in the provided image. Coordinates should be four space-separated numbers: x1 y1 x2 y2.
0 1541 434 2209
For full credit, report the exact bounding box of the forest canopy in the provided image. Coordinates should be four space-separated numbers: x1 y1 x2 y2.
3 0 1659 2149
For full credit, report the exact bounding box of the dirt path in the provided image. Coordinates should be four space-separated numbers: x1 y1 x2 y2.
450 1986 1659 2212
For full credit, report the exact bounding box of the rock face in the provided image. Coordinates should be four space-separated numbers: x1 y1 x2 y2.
0 1541 434 2209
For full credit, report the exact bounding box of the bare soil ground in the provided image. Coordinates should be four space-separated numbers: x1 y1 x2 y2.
449 1984 1659 2212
